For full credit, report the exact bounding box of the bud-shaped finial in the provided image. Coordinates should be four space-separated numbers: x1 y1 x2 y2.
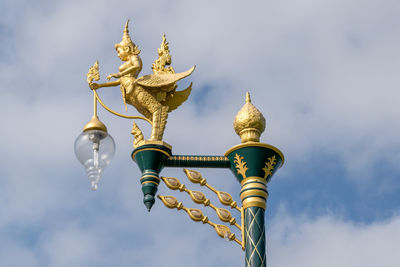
233 92 266 143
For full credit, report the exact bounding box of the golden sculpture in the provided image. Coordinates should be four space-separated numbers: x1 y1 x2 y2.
88 20 195 145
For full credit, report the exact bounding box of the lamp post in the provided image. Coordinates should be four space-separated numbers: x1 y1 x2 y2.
75 21 284 267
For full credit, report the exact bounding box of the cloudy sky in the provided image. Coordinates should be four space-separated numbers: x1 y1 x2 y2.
1 0 399 266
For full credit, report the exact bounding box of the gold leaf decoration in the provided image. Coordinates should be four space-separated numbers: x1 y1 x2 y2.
187 208 203 222
158 195 178 209
184 169 207 185
184 169 202 183
262 155 276 179
189 190 206 204
234 154 248 179
161 177 181 190
216 208 232 222
214 224 234 241
87 60 100 84
217 191 233 206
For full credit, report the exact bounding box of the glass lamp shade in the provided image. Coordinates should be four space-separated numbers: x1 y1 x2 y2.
74 130 115 190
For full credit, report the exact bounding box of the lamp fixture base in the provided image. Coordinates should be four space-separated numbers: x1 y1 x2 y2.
132 142 172 211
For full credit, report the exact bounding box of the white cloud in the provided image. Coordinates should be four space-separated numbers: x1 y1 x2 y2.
269 210 400 267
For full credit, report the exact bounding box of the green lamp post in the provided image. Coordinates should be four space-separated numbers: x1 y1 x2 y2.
225 92 284 266
154 92 284 267
75 21 284 267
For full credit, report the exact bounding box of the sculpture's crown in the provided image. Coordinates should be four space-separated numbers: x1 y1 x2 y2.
116 20 140 55
233 92 266 143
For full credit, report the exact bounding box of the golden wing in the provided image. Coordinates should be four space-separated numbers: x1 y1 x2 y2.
137 66 195 90
162 83 192 112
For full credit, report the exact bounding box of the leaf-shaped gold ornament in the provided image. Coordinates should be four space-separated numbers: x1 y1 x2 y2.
214 224 235 241
161 177 181 190
187 208 204 222
189 190 206 204
216 208 232 223
184 169 206 185
158 195 178 209
262 155 277 179
87 60 100 84
217 191 233 205
234 154 248 179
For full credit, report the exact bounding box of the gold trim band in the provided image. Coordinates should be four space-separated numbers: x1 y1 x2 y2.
141 174 160 180
141 181 159 185
240 189 268 201
240 178 268 209
242 198 266 209
132 148 172 159
241 176 267 186
241 178 267 190
140 140 172 150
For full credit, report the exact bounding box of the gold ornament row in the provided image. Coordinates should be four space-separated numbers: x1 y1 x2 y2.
161 176 241 230
158 195 243 248
159 169 245 250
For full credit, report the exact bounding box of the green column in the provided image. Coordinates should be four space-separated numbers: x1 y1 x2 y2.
240 177 268 267
245 206 266 267
225 142 284 267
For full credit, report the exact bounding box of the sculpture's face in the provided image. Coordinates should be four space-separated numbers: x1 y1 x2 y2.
117 46 129 61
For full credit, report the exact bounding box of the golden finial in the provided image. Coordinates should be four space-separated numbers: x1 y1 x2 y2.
233 92 266 143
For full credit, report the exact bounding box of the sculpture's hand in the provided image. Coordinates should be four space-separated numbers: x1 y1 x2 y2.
107 73 121 80
89 83 100 90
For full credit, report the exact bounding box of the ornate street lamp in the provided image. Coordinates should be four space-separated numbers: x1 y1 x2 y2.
75 20 284 267
74 62 116 190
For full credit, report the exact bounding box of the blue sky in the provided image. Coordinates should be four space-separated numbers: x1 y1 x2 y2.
1 0 400 266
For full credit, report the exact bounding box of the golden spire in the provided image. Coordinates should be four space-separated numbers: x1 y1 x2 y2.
123 20 132 44
233 92 266 143
115 20 140 55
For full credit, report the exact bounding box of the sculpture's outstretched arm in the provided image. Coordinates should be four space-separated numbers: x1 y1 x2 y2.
90 80 120 90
